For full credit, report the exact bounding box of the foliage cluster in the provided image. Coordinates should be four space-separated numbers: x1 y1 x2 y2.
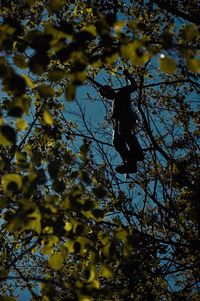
0 1 200 300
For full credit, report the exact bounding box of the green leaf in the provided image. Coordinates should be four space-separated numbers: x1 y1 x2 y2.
160 56 176 73
48 252 64 271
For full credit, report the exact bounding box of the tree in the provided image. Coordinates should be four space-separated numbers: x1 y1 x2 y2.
0 0 200 300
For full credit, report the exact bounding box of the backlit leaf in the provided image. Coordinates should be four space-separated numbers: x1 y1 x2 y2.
160 57 176 73
101 265 113 278
16 118 27 131
43 110 54 125
48 252 64 271
1 173 22 195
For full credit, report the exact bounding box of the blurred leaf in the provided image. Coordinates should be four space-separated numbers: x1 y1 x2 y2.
37 85 54 99
13 54 27 68
121 41 151 65
0 125 16 145
65 84 76 101
1 173 22 195
0 297 17 301
48 252 64 271
160 56 176 73
8 96 31 117
187 58 200 73
24 207 42 234
82 25 97 37
181 24 198 42
43 110 54 125
22 75 35 88
101 265 113 278
85 265 96 283
16 118 27 131
42 235 59 255
48 70 65 82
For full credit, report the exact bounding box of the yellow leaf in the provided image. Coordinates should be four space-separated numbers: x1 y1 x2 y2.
115 228 128 240
85 265 96 282
101 265 113 278
78 295 91 301
16 118 27 131
42 235 59 255
37 85 54 99
22 75 35 88
121 41 151 65
82 25 96 37
1 174 22 195
187 58 200 73
114 20 126 33
48 70 65 82
43 110 54 125
64 221 73 232
102 242 111 257
24 208 42 234
160 56 176 73
48 252 64 271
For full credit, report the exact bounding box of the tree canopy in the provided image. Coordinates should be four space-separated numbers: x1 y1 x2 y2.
0 1 200 300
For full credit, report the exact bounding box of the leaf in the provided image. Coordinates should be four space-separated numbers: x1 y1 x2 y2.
81 25 97 37
78 295 91 301
0 296 17 301
181 24 198 42
42 235 59 255
101 265 113 278
22 75 35 88
1 174 22 195
48 252 64 271
16 118 27 131
13 54 27 68
187 58 200 73
65 84 76 101
43 110 54 125
85 265 96 283
8 96 32 117
160 56 176 74
47 0 65 11
121 41 151 65
37 85 54 99
48 70 65 82
0 125 16 145
24 208 42 234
